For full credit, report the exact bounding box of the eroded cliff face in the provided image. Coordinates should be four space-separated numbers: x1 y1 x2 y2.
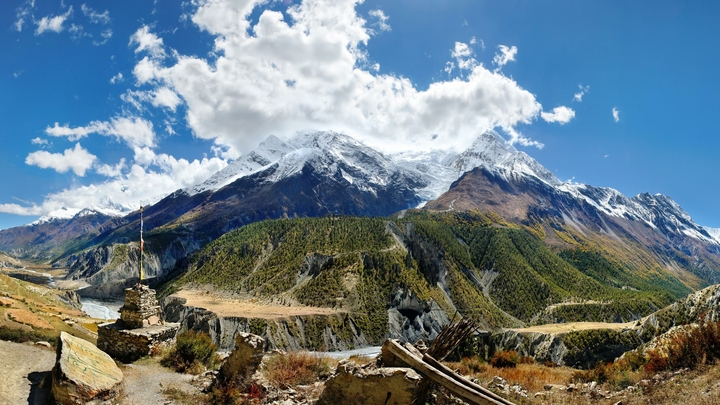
64 236 201 298
161 292 450 352
162 296 370 351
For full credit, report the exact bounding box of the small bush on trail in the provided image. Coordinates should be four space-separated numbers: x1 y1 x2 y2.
264 351 332 389
162 331 218 374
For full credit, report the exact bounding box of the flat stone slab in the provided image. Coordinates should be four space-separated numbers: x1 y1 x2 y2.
52 332 123 405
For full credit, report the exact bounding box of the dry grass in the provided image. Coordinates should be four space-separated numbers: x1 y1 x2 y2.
263 351 334 389
0 296 15 307
445 358 576 393
6 308 53 329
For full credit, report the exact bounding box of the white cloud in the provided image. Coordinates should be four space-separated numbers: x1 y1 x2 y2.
151 87 182 111
130 0 545 153
573 84 590 102
14 0 35 32
119 88 182 112
81 4 110 24
96 159 126 178
541 106 575 124
129 26 166 60
0 155 227 217
110 72 124 84
13 71 24 78
31 137 49 146
612 107 620 123
35 6 73 35
93 29 113 46
6 0 575 219
45 116 156 149
368 9 390 33
492 45 517 71
25 143 96 176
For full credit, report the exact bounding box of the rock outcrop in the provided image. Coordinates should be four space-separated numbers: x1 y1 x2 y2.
318 360 421 405
51 332 123 405
219 332 265 382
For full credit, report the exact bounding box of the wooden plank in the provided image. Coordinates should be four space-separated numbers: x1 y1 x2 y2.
386 340 515 405
422 354 515 405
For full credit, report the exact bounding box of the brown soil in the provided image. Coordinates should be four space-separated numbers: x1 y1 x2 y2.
511 321 636 334
6 308 54 329
173 289 343 319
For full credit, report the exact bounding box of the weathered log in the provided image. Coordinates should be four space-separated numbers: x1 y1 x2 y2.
386 340 515 405
423 354 514 405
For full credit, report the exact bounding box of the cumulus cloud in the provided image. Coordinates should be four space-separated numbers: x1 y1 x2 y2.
8 0 576 219
31 137 49 146
35 6 73 35
573 84 590 102
81 4 110 24
45 116 156 149
541 106 575 124
130 0 547 154
493 45 517 71
25 143 96 176
129 25 166 59
151 87 183 111
0 155 227 217
96 159 126 178
612 107 620 122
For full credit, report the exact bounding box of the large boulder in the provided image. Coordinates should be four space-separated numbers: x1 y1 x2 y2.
51 332 123 405
318 360 422 405
219 332 265 382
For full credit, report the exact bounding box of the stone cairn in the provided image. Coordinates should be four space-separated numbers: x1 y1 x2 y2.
97 283 180 362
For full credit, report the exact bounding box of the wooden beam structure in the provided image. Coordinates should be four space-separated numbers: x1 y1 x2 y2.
385 339 515 405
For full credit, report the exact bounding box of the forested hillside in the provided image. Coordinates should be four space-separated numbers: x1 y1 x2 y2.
164 211 684 338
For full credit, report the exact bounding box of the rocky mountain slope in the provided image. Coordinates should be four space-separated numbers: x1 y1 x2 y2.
0 130 718 301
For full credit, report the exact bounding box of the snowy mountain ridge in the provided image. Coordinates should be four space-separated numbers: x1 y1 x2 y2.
30 129 715 248
183 129 715 246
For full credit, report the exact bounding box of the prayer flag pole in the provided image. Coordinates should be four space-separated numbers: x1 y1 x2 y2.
139 206 144 282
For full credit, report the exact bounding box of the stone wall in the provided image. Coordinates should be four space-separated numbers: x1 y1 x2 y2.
98 322 179 363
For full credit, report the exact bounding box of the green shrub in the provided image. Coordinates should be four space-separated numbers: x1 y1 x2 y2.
162 331 218 374
0 325 58 346
490 350 519 368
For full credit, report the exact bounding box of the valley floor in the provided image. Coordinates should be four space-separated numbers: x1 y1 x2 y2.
511 321 636 334
173 289 345 319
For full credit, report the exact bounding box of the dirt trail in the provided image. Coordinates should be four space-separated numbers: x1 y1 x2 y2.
511 321 636 334
0 340 55 405
173 289 343 319
119 361 197 405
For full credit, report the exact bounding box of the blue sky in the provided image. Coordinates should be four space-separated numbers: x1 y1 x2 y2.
1 0 719 230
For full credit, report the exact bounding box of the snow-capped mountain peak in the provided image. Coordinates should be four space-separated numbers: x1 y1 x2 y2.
451 130 561 186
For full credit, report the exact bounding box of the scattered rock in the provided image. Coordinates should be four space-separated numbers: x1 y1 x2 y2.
317 360 421 405
35 341 52 348
219 332 265 382
544 383 564 391
51 332 123 405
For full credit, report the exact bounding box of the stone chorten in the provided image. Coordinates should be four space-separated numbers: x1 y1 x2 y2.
98 283 179 362
120 283 163 328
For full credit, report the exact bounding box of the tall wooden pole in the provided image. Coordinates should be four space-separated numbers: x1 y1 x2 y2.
139 205 143 282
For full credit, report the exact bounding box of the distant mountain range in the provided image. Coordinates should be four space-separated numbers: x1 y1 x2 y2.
0 130 718 297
